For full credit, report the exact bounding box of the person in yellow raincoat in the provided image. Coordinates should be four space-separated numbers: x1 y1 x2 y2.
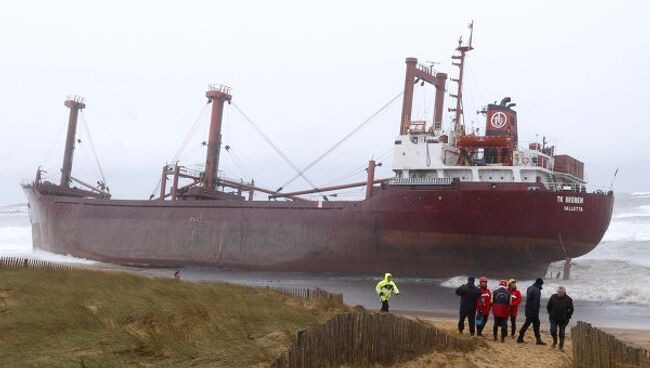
375 272 400 312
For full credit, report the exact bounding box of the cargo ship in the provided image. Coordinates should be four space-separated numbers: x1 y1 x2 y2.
23 25 614 277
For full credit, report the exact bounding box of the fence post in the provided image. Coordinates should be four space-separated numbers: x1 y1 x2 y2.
572 321 650 368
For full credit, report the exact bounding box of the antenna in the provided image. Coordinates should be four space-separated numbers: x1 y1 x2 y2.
468 20 474 48
608 168 619 190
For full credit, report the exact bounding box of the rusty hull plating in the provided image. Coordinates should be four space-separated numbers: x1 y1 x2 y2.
24 181 613 278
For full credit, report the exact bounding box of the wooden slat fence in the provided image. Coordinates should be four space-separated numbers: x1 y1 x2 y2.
267 286 343 305
572 321 650 368
271 310 482 368
0 257 75 272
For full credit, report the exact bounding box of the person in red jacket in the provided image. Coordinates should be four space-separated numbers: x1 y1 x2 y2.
492 279 512 342
475 276 492 337
508 278 522 338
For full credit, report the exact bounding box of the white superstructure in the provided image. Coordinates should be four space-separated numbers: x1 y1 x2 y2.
392 130 586 191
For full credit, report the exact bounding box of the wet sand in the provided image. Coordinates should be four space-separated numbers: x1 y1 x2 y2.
396 318 574 368
603 328 650 349
394 315 650 367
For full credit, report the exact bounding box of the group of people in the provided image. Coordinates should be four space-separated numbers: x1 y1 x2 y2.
455 276 574 351
374 273 574 352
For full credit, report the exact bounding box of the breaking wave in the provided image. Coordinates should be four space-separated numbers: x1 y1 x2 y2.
0 206 95 264
0 203 28 214
441 259 650 307
613 205 650 219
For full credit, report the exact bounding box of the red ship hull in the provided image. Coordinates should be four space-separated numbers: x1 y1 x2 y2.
23 181 613 278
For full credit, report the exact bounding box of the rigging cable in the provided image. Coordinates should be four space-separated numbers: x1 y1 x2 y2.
321 147 393 187
149 102 210 197
278 90 404 191
231 103 318 190
225 146 252 181
80 111 108 186
170 102 210 165
466 62 486 107
41 117 69 167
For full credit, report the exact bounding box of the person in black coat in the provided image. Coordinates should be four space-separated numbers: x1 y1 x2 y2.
455 276 482 335
517 278 546 345
547 286 574 351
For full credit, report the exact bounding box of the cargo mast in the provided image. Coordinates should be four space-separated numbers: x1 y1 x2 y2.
60 96 86 188
399 59 447 135
449 21 474 138
204 85 232 190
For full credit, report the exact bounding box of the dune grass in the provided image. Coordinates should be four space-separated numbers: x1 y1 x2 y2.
0 267 344 367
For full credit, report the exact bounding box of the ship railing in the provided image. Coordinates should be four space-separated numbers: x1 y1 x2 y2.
207 84 231 94
416 62 435 76
219 175 245 183
546 182 586 193
388 177 454 186
65 95 85 104
589 186 615 196
514 149 554 170
180 166 203 179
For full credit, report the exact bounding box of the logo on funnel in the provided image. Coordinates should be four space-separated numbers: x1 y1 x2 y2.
490 112 507 129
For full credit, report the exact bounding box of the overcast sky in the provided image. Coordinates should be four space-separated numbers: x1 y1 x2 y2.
1 0 648 204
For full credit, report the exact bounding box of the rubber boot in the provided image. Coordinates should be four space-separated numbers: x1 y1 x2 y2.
559 336 565 352
516 335 525 344
551 335 557 349
535 336 547 345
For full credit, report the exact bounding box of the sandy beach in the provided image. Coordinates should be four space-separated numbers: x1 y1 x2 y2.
392 313 650 367
603 328 650 350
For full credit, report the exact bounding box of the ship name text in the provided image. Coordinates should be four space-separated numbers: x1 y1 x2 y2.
556 196 584 204
557 196 584 212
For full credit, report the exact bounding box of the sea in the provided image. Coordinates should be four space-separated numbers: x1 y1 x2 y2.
2 192 649 328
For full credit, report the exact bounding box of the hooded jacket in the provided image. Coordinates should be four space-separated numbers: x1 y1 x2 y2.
376 273 399 302
524 279 543 318
455 280 481 313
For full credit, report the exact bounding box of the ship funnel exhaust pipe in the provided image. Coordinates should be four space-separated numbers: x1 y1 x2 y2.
60 96 86 188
